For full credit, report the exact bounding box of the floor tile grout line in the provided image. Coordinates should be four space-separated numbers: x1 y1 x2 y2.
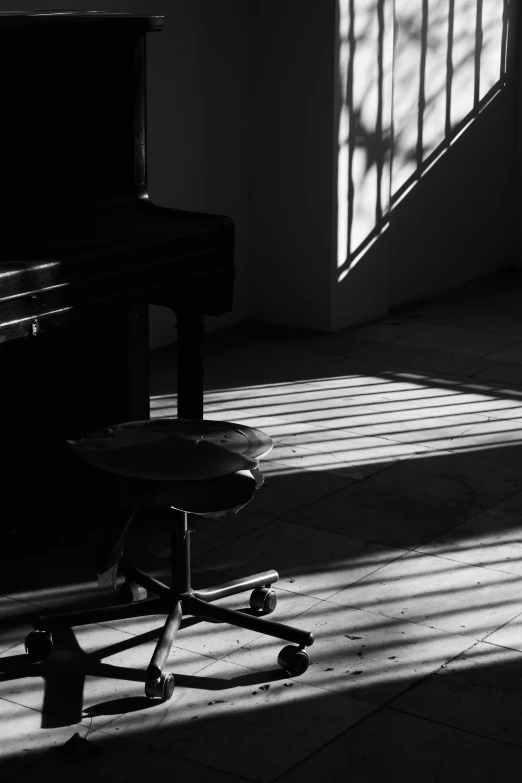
4 519 520 659
155 366 522 409
252 478 368 518
480 608 522 646
326 473 522 513
3 754 56 783
106 587 494 657
0 702 253 783
338 344 504 369
100 582 522 657
386 701 522 750
265 446 522 488
7 748 253 783
270 407 516 434
0 691 82 719
191 518 413 576
1 599 506 749
215 589 484 660
0 649 227 735
404 544 522 580
276 508 484 554
212 406 522 443
84 654 227 735
388 316 522 340
222 353 522 397
188 513 522 627
217 649 382 704
185 516 281 563
267 703 384 783
382 313 522 340
108 588 489 661
313 348 503 377
315 598 522 645
268 636 522 783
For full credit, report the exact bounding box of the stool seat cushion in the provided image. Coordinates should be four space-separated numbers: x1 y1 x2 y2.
66 418 273 481
153 468 264 520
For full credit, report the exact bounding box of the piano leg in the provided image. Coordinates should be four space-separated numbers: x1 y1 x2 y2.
176 309 204 420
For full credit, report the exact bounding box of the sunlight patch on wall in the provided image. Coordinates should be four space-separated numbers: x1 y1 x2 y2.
392 0 422 193
337 0 393 270
423 0 449 159
450 0 477 129
480 0 505 98
336 0 510 283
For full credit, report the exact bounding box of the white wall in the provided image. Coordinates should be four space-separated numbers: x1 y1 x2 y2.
248 0 337 331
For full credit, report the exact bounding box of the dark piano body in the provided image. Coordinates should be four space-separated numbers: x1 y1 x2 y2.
0 12 234 527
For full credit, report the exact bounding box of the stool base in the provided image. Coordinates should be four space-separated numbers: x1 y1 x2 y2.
26 508 314 701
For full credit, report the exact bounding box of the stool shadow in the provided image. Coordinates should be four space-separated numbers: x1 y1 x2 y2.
0 609 282 727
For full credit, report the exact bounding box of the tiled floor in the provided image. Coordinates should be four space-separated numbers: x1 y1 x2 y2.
5 267 522 780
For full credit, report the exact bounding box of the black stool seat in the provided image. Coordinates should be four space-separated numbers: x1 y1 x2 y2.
66 417 273 481
24 417 314 702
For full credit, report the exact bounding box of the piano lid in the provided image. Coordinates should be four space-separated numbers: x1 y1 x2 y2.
0 11 164 32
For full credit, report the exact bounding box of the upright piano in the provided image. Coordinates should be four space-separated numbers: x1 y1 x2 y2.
0 11 235 534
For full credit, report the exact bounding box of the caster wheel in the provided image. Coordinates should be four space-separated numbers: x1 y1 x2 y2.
277 645 310 676
119 580 148 604
250 587 277 614
25 630 54 662
145 672 175 701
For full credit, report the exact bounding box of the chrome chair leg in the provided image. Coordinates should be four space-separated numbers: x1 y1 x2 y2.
145 600 182 701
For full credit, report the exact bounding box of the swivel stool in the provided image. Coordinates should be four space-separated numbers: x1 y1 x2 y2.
24 418 314 701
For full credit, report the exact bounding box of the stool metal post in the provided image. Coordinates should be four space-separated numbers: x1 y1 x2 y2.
171 509 192 596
